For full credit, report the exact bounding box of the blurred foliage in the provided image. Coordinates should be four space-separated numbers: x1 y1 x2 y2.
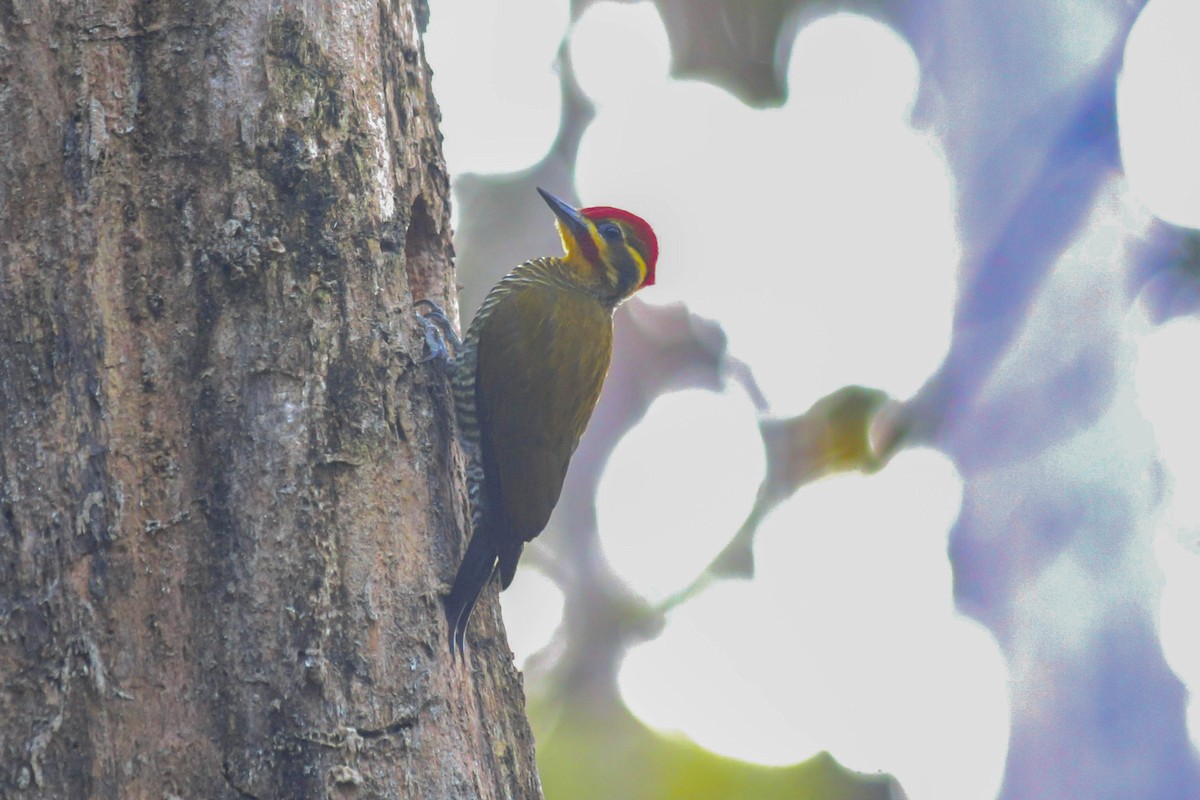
659 385 891 610
534 697 896 800
436 0 1200 796
650 0 804 104
757 386 890 505
1182 229 1200 276
446 2 913 797
628 0 890 105
1128 223 1200 325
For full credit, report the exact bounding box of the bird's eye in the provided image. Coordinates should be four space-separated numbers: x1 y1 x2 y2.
599 223 623 242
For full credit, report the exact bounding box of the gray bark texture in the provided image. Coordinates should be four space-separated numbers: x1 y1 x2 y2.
0 1 541 798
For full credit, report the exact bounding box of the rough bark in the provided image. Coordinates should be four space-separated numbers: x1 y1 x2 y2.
0 1 540 797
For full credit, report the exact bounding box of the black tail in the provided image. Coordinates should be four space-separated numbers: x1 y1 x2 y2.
443 530 497 657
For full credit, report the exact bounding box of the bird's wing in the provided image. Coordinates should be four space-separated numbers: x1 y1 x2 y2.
475 283 613 562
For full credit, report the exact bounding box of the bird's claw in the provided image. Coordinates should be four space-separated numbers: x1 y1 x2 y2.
416 299 462 367
417 314 451 365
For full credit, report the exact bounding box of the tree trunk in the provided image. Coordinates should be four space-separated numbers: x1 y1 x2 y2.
0 2 540 797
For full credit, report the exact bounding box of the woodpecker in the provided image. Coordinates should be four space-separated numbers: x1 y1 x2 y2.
424 188 658 655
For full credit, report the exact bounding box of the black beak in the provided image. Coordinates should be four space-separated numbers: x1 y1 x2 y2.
537 188 589 241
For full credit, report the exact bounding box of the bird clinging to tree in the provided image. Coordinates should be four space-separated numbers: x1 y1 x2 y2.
420 188 658 655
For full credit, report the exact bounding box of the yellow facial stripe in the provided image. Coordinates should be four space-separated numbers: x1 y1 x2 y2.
589 225 650 287
556 219 583 262
626 247 649 287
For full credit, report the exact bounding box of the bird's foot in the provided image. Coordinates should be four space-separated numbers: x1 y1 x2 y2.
416 299 462 367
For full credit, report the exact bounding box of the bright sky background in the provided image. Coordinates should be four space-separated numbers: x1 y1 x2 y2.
569 13 1004 796
1120 0 1200 756
597 386 764 603
423 0 568 176
1137 314 1200 754
427 0 1200 793
571 5 959 416
618 448 1011 800
1118 0 1200 230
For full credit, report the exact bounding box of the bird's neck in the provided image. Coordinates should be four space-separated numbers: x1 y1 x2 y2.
517 257 625 309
